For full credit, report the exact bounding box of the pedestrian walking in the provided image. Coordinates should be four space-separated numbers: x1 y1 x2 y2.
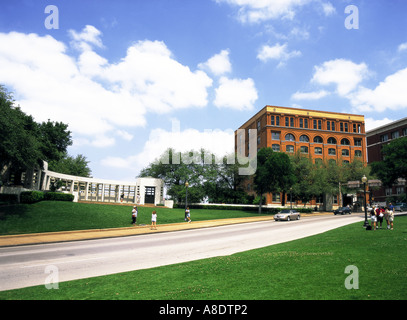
151 210 157 230
131 206 138 225
185 207 191 223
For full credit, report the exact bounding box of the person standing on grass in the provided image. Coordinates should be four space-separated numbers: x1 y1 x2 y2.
377 206 384 229
131 206 138 225
387 207 394 230
370 207 377 230
151 210 157 230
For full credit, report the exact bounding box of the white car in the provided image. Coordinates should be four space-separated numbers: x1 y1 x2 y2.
274 209 301 221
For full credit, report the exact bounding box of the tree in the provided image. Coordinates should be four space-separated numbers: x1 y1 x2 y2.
0 85 73 185
48 154 92 177
254 148 296 213
370 137 407 187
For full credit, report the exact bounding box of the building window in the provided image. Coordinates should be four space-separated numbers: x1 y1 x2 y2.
391 131 399 139
290 117 294 127
396 187 404 195
327 137 337 144
315 158 323 165
381 134 389 142
257 121 261 131
276 116 280 126
257 136 261 145
300 118 303 128
272 144 280 152
340 123 344 132
355 150 362 157
354 138 362 146
314 136 323 144
286 145 294 153
344 123 348 132
304 119 308 128
300 146 309 154
332 122 336 131
315 147 322 155
403 128 407 136
285 117 289 127
285 134 295 141
271 132 280 140
342 149 349 157
328 148 336 155
299 135 309 142
341 138 350 145
272 193 281 202
327 121 331 131
385 188 392 196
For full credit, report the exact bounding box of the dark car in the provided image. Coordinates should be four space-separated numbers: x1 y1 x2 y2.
333 207 352 215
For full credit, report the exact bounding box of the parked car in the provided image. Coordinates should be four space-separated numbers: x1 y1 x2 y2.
274 209 301 221
394 203 407 212
333 207 352 215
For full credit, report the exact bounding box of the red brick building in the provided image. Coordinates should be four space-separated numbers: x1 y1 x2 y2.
367 117 407 203
235 105 367 207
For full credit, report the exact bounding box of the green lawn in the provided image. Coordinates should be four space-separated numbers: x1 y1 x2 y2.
1 216 406 300
0 201 266 235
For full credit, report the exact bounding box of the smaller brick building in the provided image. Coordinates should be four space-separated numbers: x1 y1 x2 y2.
367 117 407 203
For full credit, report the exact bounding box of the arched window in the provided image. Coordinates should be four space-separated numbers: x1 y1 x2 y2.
341 138 350 145
327 137 337 144
299 135 309 142
313 136 323 143
285 134 295 141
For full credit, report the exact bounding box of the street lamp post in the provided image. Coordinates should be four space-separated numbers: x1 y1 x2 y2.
362 175 369 228
185 181 189 211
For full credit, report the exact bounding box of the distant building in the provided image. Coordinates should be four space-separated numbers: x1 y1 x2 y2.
366 117 407 203
235 105 367 208
0 161 165 206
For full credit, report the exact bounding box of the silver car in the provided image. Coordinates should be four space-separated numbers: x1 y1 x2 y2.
274 209 301 221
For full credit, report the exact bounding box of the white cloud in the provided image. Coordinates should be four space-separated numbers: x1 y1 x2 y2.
0 27 213 147
350 67 407 113
311 59 370 96
291 90 330 100
214 76 258 110
398 42 407 52
100 120 235 174
68 25 104 51
321 2 336 16
216 0 312 23
198 49 232 76
257 43 301 67
365 117 394 132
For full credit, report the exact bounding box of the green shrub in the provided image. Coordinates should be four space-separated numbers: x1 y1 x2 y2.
44 192 74 202
20 191 44 204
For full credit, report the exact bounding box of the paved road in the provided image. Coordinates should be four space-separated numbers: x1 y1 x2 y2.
0 214 362 291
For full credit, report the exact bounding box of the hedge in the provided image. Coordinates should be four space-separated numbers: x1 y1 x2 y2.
20 191 45 204
175 204 313 214
44 192 74 202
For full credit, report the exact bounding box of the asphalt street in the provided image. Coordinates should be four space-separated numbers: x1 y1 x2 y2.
0 214 363 291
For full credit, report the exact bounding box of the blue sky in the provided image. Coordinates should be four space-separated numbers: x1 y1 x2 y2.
1 0 407 181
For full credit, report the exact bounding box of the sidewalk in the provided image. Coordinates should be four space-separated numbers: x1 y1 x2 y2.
0 212 332 247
